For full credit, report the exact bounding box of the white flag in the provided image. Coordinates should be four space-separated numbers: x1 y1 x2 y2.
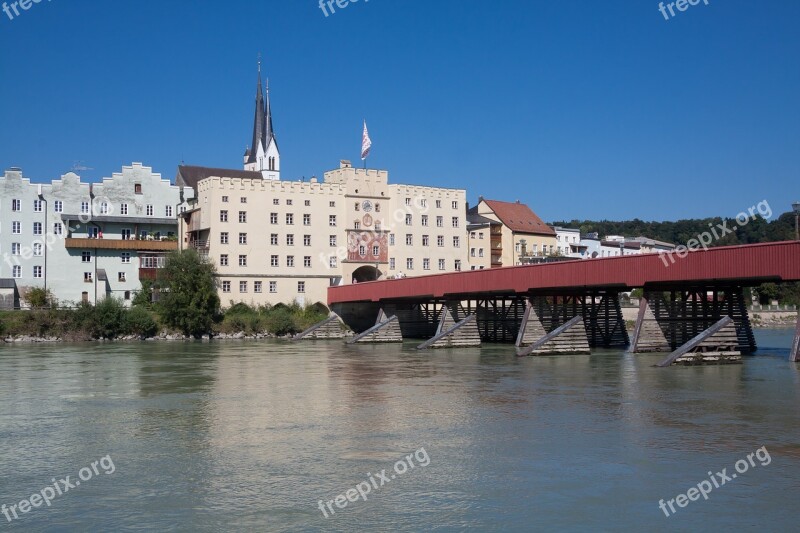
361 120 372 161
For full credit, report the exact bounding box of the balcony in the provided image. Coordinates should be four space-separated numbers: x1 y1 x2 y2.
65 237 178 252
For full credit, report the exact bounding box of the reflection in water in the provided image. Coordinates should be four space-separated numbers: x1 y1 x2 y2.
0 330 798 531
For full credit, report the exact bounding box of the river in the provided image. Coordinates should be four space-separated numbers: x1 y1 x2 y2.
1 329 799 531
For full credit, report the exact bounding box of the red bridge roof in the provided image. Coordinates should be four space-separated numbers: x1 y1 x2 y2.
329 241 800 304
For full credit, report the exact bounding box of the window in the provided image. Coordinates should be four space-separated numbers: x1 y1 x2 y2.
237 255 246 267
239 233 247 245
286 199 293 206
239 281 248 293
220 254 229 266
329 257 337 268
372 245 380 256
124 291 131 300
270 213 278 224
222 281 231 293
270 234 279 245
81 202 89 214
304 256 312 267
121 229 131 240
54 200 63 213
84 271 93 282
422 235 429 247
120 203 128 215
423 258 430 270
145 205 153 216
13 265 21 278
406 258 414 270
222 196 229 203
286 213 294 225
271 255 279 267
471 248 476 257
436 216 443 227
33 243 42 256
254 281 263 293
452 201 458 209
436 200 442 208
455 259 462 271
240 197 247 204
99 202 109 214
422 215 428 226
437 236 444 247
355 202 360 212
405 198 411 206
134 184 142 194
359 245 366 256
298 281 305 294
405 234 413 246
329 215 337 227
82 251 92 263
220 232 229 244
389 258 396 270
305 200 310 207
329 201 336 207
303 214 311 226
90 227 100 239
220 210 228 222
118 272 126 282
269 281 277 293
287 256 295 267
165 205 173 217
453 236 460 248
479 248 484 257
33 199 42 212
479 232 484 240
452 217 459 228
11 243 20 255
272 198 280 205
420 199 427 208
354 222 361 230
438 259 445 270
303 235 311 246
53 223 63 235
286 234 294 246
239 211 247 223
329 235 337 247
405 214 412 225
12 199 20 211
389 234 395 246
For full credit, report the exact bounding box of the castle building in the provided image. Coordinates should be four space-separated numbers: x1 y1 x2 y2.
178 67 468 308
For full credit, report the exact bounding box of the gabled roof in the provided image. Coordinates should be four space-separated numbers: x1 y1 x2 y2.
176 165 263 191
481 199 556 236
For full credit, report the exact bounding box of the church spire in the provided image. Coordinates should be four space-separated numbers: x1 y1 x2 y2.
247 57 265 165
265 78 274 145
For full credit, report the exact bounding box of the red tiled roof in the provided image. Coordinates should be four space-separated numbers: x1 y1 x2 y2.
482 200 556 236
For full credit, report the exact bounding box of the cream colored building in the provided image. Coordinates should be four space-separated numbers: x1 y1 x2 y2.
468 198 558 267
178 161 468 308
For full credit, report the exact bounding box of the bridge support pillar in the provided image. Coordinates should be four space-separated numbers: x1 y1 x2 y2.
528 291 628 349
347 309 403 344
515 300 547 348
791 313 800 362
293 314 346 340
417 307 481 349
643 286 756 354
656 316 742 367
517 315 591 356
629 296 671 353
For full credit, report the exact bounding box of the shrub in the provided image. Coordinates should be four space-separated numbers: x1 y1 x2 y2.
265 307 297 336
124 306 158 338
23 287 55 309
93 297 126 339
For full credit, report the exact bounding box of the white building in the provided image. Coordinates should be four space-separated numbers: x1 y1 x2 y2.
0 163 187 307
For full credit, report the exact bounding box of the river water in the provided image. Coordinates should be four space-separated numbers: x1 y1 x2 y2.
1 329 799 532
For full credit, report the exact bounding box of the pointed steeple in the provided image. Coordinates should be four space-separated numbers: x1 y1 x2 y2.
247 58 265 165
264 78 274 145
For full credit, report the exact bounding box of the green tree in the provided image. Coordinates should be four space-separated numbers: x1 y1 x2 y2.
124 306 159 338
132 280 155 308
23 287 55 309
156 250 220 338
93 297 126 339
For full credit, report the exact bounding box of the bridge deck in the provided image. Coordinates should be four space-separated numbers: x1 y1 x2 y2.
329 241 800 304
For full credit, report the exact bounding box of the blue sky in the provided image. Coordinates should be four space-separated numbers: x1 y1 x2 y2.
0 0 798 222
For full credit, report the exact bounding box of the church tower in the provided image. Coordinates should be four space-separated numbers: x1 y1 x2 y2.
244 58 280 180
